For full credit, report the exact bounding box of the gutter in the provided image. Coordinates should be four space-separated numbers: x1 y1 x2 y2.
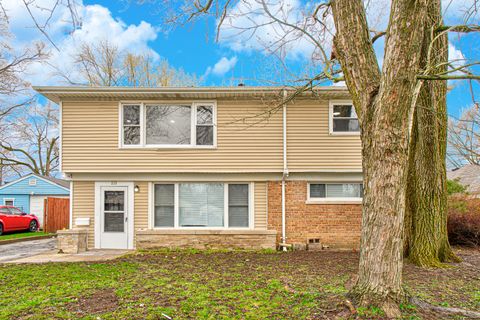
281 88 289 251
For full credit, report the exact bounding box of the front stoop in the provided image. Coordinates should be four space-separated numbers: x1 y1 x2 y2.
136 229 277 250
57 229 88 254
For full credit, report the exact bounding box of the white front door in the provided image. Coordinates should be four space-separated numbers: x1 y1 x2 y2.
99 186 129 249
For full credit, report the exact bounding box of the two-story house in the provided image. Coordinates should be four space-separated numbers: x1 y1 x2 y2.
34 86 362 251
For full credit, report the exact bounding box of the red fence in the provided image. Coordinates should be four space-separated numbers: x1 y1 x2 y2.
43 197 69 233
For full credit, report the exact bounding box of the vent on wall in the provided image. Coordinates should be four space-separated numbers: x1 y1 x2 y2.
308 238 320 244
29 178 37 186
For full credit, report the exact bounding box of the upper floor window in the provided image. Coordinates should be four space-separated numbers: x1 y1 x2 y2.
121 102 216 148
329 100 359 134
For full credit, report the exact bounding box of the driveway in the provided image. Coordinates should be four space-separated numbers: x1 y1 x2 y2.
0 238 56 263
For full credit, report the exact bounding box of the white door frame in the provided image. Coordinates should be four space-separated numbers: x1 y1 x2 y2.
94 182 134 249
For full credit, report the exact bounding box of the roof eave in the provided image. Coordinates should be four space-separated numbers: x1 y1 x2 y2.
33 86 351 103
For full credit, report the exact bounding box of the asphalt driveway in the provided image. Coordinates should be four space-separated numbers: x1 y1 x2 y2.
0 238 56 263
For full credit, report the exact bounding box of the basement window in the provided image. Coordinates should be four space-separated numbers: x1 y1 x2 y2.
308 183 363 202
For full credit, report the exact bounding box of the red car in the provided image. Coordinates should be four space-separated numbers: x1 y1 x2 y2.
0 206 40 235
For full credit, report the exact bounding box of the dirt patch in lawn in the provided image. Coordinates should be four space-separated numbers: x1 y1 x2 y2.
2 247 479 319
65 288 119 316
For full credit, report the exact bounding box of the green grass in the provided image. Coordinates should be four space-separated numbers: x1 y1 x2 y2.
0 249 478 319
0 231 53 241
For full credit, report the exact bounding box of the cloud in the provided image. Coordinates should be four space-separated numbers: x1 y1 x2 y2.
449 42 465 62
2 0 159 86
218 0 333 62
204 56 238 78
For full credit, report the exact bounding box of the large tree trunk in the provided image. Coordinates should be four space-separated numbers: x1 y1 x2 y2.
404 0 460 267
331 0 428 316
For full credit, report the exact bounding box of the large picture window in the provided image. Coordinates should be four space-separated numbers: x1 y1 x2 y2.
152 183 251 228
329 101 359 134
121 102 216 148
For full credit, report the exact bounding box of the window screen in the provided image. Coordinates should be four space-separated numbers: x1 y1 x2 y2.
228 184 249 227
332 104 359 132
196 105 214 145
154 184 175 227
310 183 363 199
123 105 141 145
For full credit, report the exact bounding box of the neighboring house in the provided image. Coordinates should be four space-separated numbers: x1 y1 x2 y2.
447 164 480 195
34 86 362 250
0 173 70 227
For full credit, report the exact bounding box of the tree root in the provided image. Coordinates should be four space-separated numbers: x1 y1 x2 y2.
412 297 480 319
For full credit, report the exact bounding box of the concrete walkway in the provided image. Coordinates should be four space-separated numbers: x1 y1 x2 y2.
0 238 130 264
0 238 56 263
4 249 130 264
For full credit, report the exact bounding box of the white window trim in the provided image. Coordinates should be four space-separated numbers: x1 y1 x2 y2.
329 100 360 136
148 182 254 230
306 182 363 204
119 101 217 149
3 198 15 206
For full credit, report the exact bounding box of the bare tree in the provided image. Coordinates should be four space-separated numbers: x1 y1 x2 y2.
65 41 199 87
0 6 48 183
0 103 59 178
448 104 480 165
403 0 460 270
0 9 46 118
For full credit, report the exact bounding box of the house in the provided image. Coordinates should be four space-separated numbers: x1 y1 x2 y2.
447 164 480 195
34 86 362 251
0 173 70 227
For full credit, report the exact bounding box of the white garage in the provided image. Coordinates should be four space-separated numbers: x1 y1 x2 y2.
30 195 47 227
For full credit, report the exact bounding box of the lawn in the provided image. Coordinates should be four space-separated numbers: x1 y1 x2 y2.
0 248 478 319
0 231 53 241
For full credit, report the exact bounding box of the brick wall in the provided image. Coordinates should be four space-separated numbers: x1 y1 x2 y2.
267 181 362 249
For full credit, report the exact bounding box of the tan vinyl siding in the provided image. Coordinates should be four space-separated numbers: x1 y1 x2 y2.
72 181 95 248
254 182 267 230
62 99 283 173
134 181 149 238
287 100 362 171
62 98 362 174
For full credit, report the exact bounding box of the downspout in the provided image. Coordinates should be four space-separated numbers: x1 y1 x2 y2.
281 88 289 251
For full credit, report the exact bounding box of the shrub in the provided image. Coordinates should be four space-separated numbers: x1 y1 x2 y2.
447 179 467 195
448 196 480 246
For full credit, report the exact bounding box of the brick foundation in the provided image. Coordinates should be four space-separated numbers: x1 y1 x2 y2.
267 181 362 249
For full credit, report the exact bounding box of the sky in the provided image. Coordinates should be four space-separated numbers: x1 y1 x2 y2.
2 0 479 118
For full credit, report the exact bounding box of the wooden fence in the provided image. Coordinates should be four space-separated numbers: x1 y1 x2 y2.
43 197 70 233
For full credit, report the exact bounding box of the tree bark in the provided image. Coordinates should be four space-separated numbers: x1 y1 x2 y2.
331 0 428 316
404 0 460 267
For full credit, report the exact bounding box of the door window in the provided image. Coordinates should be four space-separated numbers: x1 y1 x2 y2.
103 191 125 232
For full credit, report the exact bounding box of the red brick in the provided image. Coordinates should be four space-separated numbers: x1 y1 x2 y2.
267 181 362 249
